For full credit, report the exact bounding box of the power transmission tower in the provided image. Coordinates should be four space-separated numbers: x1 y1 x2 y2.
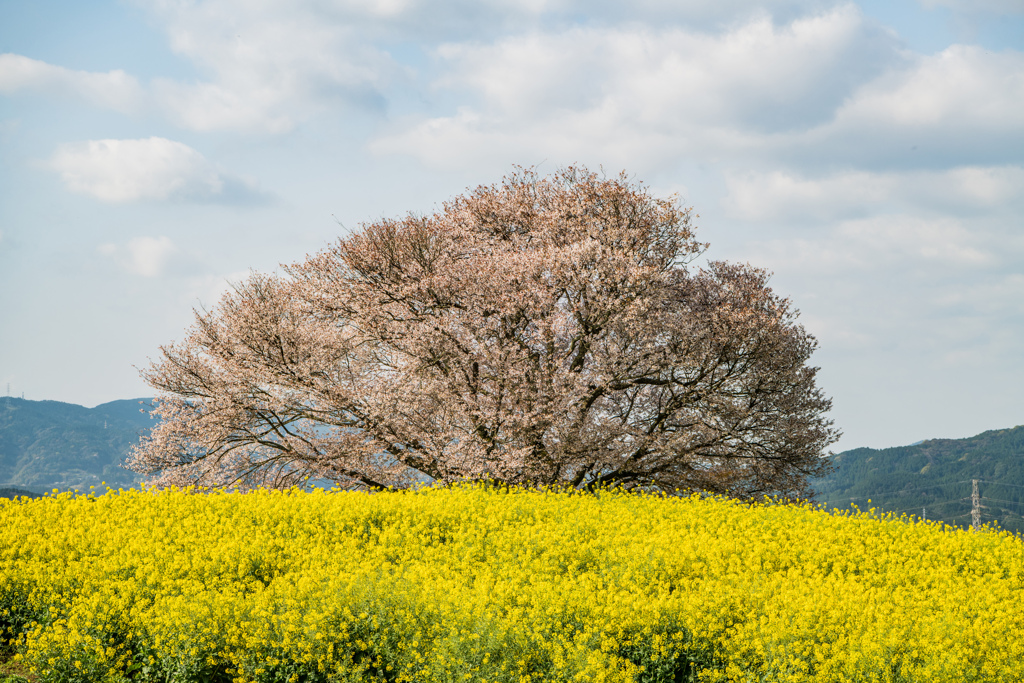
972 479 981 531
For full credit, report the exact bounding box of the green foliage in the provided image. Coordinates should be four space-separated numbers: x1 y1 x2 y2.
0 654 35 683
0 490 39 502
812 425 1024 534
0 398 153 494
0 674 31 683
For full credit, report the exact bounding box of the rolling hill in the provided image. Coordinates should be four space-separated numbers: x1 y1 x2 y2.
2 396 1022 535
0 396 155 494
812 425 1024 534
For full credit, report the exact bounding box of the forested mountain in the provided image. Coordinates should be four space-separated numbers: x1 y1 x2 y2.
2 395 1022 535
812 425 1024 534
0 397 154 495
0 486 41 500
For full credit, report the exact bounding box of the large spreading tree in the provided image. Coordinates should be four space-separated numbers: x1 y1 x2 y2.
129 167 838 497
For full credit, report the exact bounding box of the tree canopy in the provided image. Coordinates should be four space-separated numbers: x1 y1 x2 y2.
129 167 838 497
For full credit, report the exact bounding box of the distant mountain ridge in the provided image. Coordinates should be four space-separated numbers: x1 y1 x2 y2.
0 396 155 494
812 425 1024 534
3 396 1023 534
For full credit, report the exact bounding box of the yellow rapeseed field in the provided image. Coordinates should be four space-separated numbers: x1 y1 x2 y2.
1 485 1022 683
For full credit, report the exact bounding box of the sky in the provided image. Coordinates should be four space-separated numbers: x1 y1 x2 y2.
0 0 1022 453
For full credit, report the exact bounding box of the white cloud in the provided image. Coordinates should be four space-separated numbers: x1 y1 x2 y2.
786 44 1024 168
0 53 143 113
99 236 178 277
113 0 858 134
373 13 1024 174
49 137 261 204
449 5 884 128
837 214 993 266
136 0 830 46
724 165 1024 221
372 6 901 168
137 1 399 132
736 213 997 278
0 1 858 136
919 0 1024 14
832 45 1024 129
151 80 297 134
934 273 1024 319
4 1 403 133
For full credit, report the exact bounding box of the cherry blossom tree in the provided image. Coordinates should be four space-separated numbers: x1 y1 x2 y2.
129 167 838 497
